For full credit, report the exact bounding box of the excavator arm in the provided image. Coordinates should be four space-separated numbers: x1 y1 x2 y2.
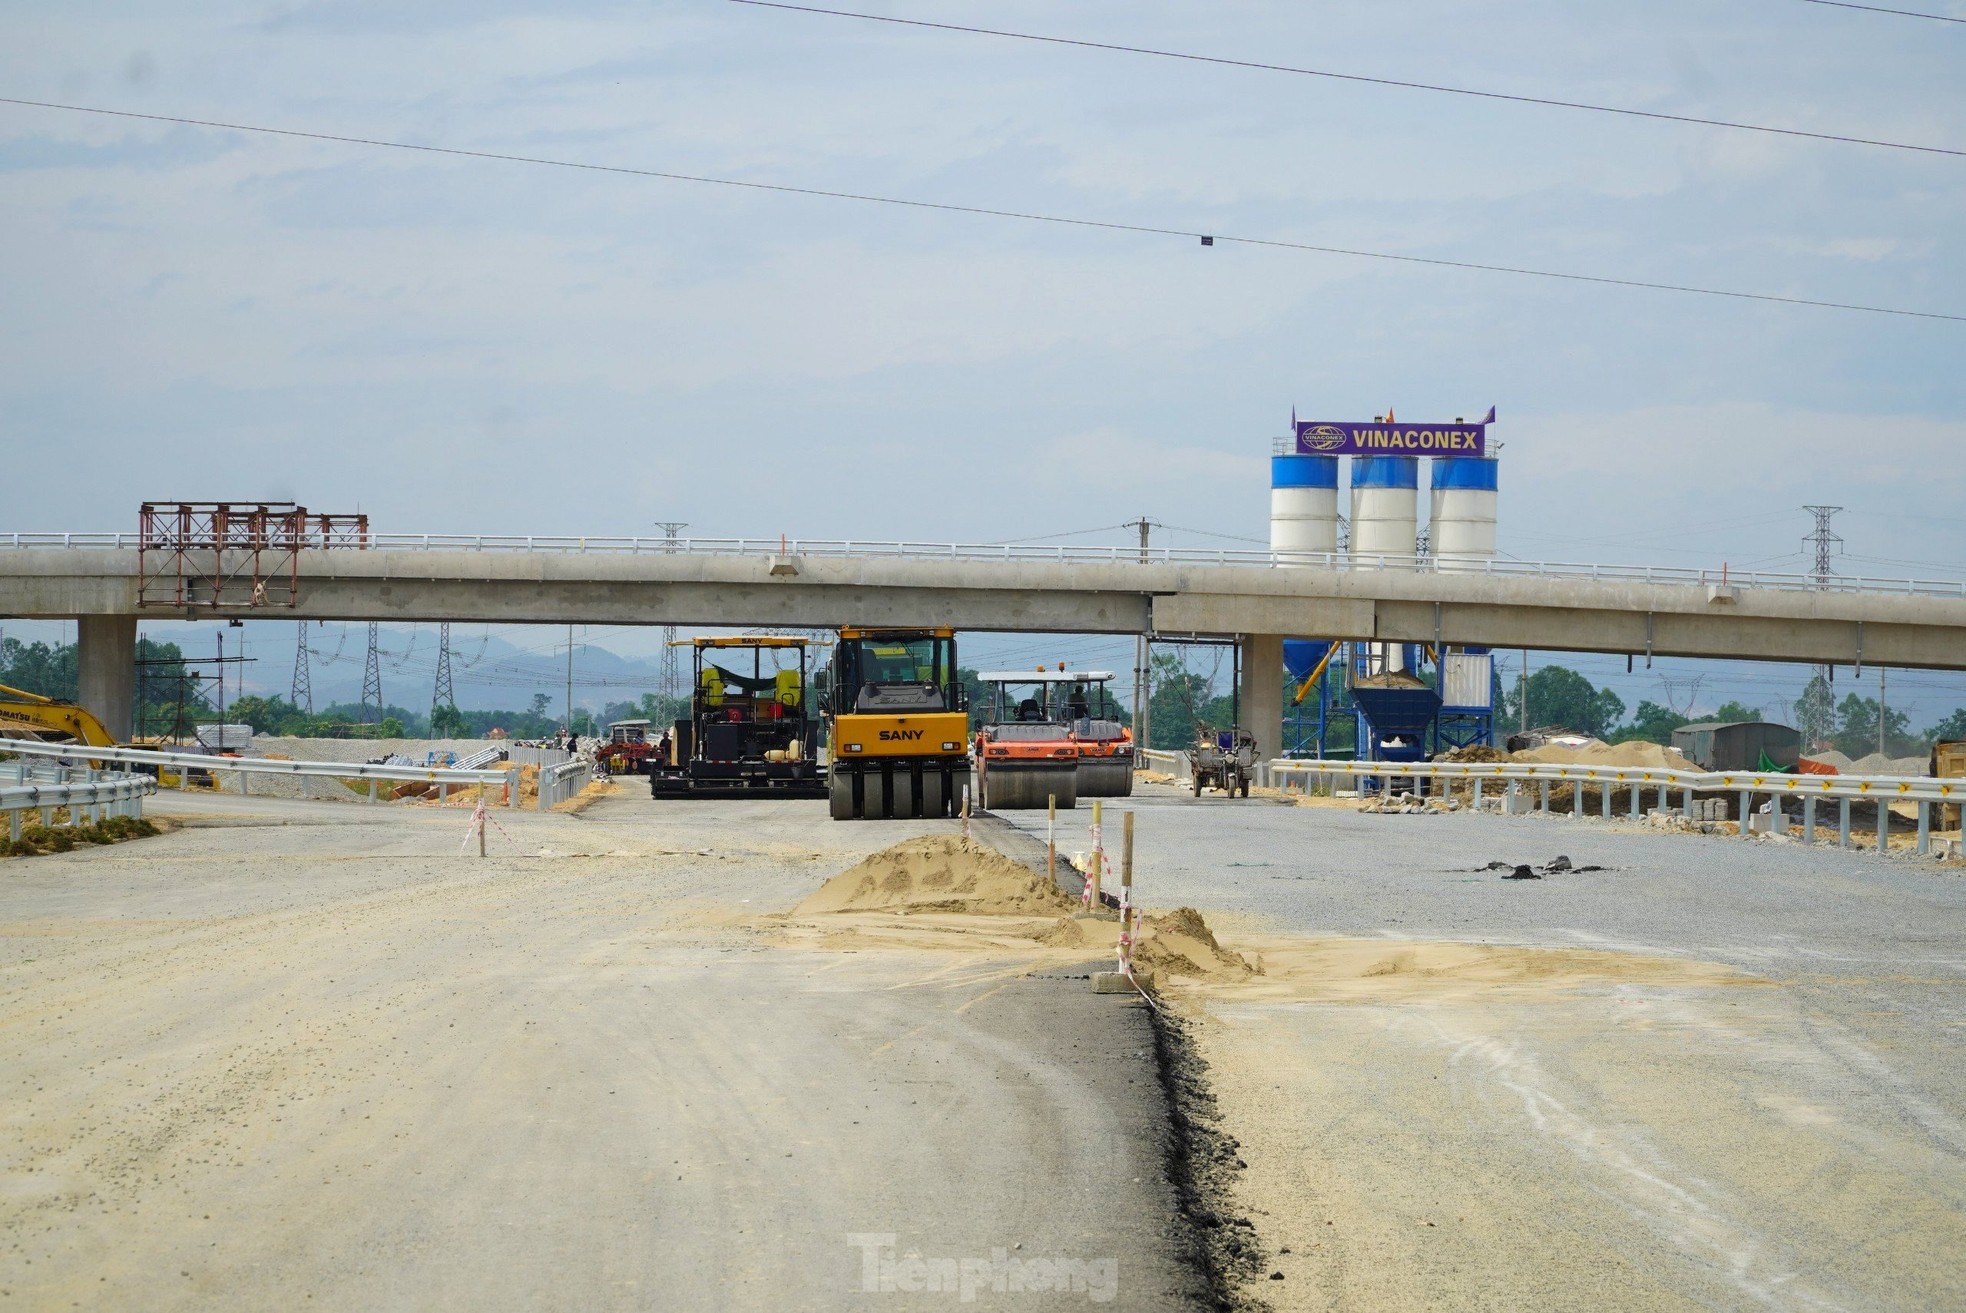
0 683 118 747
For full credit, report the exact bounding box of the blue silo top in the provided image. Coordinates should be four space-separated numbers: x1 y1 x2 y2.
1271 454 1339 489
1351 455 1419 490
1431 457 1500 491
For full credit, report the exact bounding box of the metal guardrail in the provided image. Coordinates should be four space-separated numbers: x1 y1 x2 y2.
1268 758 1963 856
504 745 574 768
0 739 521 807
537 758 591 811
1 762 155 843
4 532 1963 600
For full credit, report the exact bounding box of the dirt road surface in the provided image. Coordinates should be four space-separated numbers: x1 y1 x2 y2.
1 792 1200 1311
1005 785 1966 1311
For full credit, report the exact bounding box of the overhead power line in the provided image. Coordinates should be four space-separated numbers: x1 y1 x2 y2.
1 96 1958 323
728 0 1964 160
1794 0 1966 22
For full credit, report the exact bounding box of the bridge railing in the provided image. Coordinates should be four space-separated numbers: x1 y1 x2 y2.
1266 757 1963 855
4 533 1963 599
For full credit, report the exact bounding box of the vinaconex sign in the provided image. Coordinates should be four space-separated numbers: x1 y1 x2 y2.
1295 419 1487 457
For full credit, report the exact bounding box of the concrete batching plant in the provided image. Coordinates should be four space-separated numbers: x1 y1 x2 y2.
1271 411 1500 761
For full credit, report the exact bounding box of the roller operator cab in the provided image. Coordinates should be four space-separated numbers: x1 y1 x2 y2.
649 638 826 798
824 628 969 820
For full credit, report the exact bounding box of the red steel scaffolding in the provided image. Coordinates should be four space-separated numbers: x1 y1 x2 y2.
137 503 369 609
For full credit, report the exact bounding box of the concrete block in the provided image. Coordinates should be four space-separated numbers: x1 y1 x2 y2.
1092 970 1153 994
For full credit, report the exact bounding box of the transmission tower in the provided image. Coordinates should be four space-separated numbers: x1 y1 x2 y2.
290 622 313 715
1802 506 1844 584
360 621 384 725
431 622 456 728
1802 506 1845 701
654 521 688 705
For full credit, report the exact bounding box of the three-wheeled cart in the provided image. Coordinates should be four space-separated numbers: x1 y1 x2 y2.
1187 727 1257 798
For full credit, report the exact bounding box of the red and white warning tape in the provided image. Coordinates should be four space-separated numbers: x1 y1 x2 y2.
458 797 514 854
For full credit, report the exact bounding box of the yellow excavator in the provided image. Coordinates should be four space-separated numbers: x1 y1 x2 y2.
824 627 970 819
0 683 118 747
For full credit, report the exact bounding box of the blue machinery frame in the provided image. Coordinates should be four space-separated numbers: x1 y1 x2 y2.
1283 641 1495 761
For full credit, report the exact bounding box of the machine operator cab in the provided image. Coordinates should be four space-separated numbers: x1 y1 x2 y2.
822 628 969 821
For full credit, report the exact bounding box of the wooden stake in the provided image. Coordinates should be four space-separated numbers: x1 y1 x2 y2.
1047 793 1057 886
1122 809 1134 895
1088 799 1104 909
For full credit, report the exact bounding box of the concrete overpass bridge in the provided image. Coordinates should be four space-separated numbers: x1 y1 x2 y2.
7 532 1966 754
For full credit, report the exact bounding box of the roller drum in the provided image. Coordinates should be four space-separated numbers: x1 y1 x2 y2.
1076 758 1135 798
982 763 1078 811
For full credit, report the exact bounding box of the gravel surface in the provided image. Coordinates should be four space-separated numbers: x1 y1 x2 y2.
999 783 1966 1311
0 792 1200 1311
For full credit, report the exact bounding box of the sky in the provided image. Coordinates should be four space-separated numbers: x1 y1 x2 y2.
3 1 1964 722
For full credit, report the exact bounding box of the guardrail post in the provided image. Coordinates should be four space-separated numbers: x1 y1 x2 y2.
507 767 521 808
1505 780 1517 814
1473 778 1484 809
8 810 18 843
1600 780 1611 821
1838 799 1851 848
1877 802 1889 854
1680 787 1693 820
1917 801 1931 856
1629 783 1640 819
1538 780 1550 816
1739 790 1752 839
1803 796 1816 845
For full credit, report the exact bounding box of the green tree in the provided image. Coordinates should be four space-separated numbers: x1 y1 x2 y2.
1502 665 1626 739
0 637 79 700
1925 708 1966 745
528 693 551 720
379 716 405 739
1147 651 1214 750
430 704 470 738
1832 694 1916 758
637 691 689 728
1613 700 1689 745
1710 700 1763 725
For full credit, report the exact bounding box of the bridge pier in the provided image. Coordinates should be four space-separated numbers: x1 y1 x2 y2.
77 614 136 742
1238 634 1284 768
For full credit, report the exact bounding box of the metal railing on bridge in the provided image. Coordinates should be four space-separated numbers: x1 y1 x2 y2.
1268 758 1964 856
5 533 1963 600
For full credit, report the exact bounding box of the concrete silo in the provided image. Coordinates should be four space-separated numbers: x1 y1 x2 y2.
1269 453 1340 559
1429 455 1499 571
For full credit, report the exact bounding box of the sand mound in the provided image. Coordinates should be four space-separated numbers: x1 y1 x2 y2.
1848 752 1928 776
1134 906 1256 982
1195 937 1759 1004
1441 744 1509 763
1514 741 1694 771
796 836 1077 917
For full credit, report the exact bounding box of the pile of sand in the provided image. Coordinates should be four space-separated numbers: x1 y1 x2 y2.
1848 752 1929 776
795 836 1078 917
422 763 539 807
1440 744 1509 763
1132 907 1256 982
1513 740 1694 771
